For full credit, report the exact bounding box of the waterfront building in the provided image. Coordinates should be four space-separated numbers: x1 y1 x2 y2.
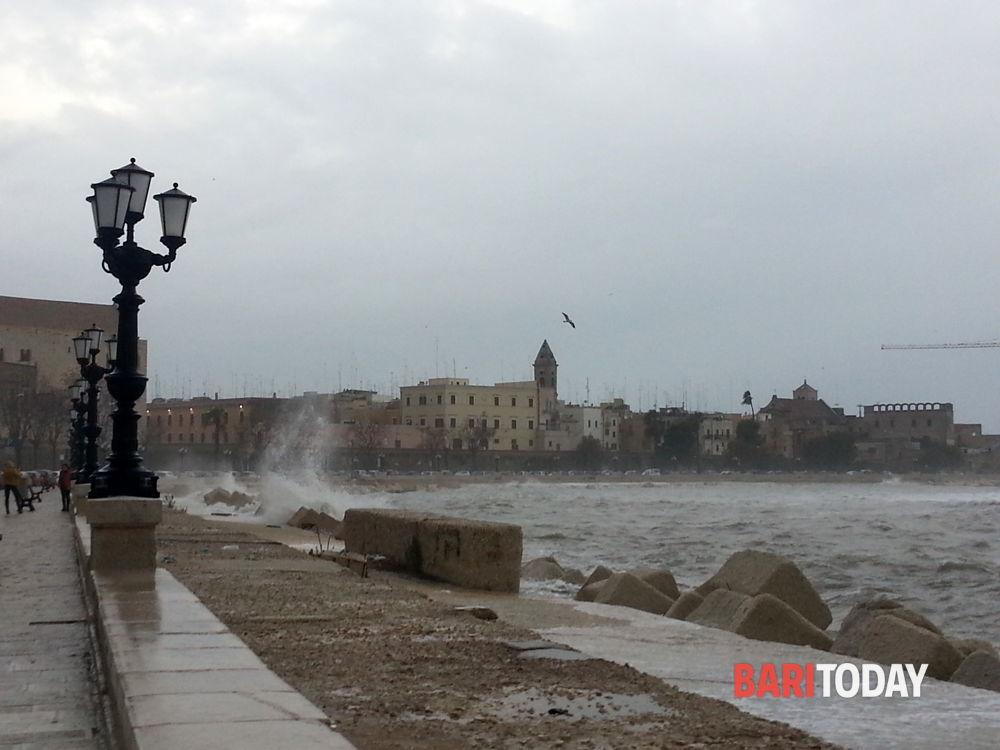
757 381 848 460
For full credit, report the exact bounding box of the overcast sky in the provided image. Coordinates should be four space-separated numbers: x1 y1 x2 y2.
4 1 1000 428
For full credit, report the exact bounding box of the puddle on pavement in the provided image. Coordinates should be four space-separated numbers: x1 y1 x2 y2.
488 687 668 721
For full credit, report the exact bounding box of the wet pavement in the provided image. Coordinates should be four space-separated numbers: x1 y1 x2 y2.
0 490 105 749
422 586 1000 750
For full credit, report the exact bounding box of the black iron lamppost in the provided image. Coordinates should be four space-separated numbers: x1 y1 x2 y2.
69 380 87 475
87 158 196 499
73 326 117 484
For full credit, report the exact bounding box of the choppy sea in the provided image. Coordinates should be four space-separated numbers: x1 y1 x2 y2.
180 477 1000 645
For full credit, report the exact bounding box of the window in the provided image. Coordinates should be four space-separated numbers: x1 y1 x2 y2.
189 433 194 443
394 440 401 449
927 419 933 427
239 411 245 423
494 396 500 406
494 419 500 429
420 417 426 426
528 440 533 447
419 395 427 405
493 438 500 444
437 395 442 404
406 397 411 406
189 414 194 425
528 398 533 407
511 439 518 450
511 397 517 406
511 419 517 429
405 418 412 425
449 418 456 428
468 418 475 428
539 377 545 386
435 418 444 428
19 349 31 362
450 395 456 405
528 420 534 429
452 438 462 450
156 415 162 425
0 348 3 361
167 414 172 426
469 396 475 405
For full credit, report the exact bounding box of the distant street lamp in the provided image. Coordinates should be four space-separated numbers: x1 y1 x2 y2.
73 326 116 483
86 158 196 499
69 380 87 474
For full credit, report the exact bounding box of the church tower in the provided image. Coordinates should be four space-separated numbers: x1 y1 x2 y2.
534 340 557 398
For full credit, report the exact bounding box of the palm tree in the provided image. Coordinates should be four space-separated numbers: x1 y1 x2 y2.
742 390 755 418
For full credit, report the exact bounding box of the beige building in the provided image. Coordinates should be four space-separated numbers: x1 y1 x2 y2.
700 413 741 456
399 341 559 452
0 295 130 393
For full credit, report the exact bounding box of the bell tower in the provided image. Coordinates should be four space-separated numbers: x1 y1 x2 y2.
534 340 557 398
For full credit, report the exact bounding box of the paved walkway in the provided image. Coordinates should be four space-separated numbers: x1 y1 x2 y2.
0 490 105 749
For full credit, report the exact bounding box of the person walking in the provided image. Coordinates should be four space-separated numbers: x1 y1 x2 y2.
58 464 73 512
3 461 31 514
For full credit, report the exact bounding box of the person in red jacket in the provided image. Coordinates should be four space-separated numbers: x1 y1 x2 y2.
58 464 73 512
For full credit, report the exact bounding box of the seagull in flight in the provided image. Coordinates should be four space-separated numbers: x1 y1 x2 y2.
562 312 576 329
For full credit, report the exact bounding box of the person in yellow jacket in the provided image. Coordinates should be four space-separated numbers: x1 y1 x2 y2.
3 461 32 514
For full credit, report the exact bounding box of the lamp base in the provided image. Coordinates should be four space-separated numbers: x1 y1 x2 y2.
88 468 159 499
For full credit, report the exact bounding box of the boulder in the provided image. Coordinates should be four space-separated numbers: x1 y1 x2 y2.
203 487 232 506
730 594 833 651
949 651 1000 693
834 600 942 655
522 557 570 581
951 639 999 660
562 567 586 585
313 512 342 538
833 614 963 681
627 567 680 600
574 580 607 602
288 506 322 529
665 590 704 621
228 490 256 509
581 565 614 588
593 572 674 615
687 589 751 630
700 550 831 629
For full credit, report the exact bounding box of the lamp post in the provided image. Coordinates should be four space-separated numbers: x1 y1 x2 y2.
86 158 196 499
69 381 87 474
73 326 117 484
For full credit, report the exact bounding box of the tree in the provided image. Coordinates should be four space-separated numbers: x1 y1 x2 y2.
728 419 764 468
201 407 226 465
349 416 388 469
461 414 495 464
742 390 755 418
801 432 857 470
658 414 701 465
575 435 604 469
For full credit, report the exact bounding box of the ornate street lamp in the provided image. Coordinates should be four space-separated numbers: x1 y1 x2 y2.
69 380 87 475
86 158 196 498
74 326 116 483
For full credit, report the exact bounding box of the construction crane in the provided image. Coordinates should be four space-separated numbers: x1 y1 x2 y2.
881 341 1000 350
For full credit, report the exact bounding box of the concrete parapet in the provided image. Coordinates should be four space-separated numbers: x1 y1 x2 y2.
71 483 91 516
87 497 163 572
342 508 522 592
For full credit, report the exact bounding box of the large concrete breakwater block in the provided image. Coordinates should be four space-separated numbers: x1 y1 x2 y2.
342 508 522 592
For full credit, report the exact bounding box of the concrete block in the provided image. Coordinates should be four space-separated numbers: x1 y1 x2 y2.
593 572 674 615
951 639 999 660
628 567 680 600
701 550 831 629
581 565 614 588
87 497 162 572
731 593 833 651
834 599 943 657
950 651 1000 693
522 557 570 581
665 590 704 621
342 508 522 592
687 589 751 630
574 580 607 602
833 614 963 680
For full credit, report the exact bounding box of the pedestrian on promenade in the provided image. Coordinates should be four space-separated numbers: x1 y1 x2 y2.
3 461 31 514
58 464 73 512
